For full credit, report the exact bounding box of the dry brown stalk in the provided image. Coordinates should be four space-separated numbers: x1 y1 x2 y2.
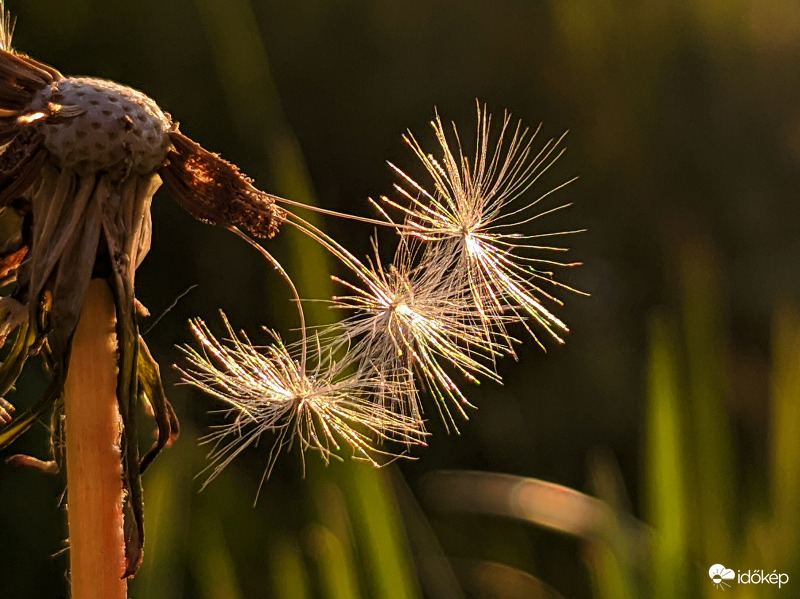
64 280 127 599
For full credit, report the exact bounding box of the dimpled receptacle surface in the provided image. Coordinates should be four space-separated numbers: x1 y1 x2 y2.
29 77 172 175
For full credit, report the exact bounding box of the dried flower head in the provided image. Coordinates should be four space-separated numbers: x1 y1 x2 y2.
379 103 584 352
0 8 283 575
0 43 180 575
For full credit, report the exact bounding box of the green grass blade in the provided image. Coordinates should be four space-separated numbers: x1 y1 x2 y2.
193 0 333 316
272 535 313 599
585 544 635 599
678 241 734 563
307 480 363 598
769 303 800 574
586 452 640 599
347 466 422 599
192 514 246 599
128 426 194 599
307 523 363 599
644 313 687 598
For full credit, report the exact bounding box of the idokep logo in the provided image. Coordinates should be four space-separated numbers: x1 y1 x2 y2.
709 564 735 590
708 564 790 590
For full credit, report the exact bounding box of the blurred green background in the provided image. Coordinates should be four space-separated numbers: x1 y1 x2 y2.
1 1 799 597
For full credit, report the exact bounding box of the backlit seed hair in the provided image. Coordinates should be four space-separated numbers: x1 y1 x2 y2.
378 103 585 353
181 105 584 455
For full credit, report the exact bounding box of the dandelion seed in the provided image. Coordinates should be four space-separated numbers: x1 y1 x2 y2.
330 235 503 432
179 229 425 490
379 103 585 353
180 315 424 493
174 103 584 463
256 206 497 432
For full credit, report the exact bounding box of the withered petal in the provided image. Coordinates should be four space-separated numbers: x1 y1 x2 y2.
0 48 61 111
0 130 48 208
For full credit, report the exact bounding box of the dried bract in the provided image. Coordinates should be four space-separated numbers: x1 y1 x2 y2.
160 132 284 239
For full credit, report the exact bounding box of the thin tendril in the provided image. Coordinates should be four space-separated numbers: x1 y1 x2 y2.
271 194 416 232
228 226 309 371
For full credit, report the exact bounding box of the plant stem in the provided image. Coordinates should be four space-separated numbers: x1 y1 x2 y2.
65 279 127 599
